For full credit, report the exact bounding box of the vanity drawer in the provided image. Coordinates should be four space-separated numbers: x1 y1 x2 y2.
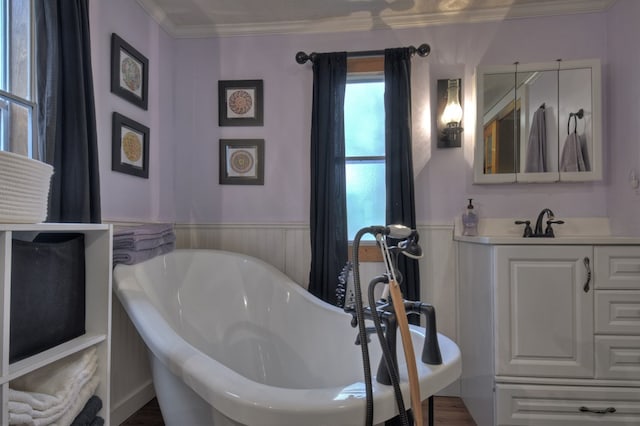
595 247 640 289
595 335 640 380
595 290 640 334
496 383 640 425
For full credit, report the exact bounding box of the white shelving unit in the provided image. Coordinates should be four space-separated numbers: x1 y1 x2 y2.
0 223 112 425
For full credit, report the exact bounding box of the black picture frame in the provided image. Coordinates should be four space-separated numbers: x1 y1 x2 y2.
111 33 149 110
112 112 149 178
219 139 264 185
218 80 264 126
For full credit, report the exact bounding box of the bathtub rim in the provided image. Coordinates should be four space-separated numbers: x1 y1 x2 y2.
113 249 462 425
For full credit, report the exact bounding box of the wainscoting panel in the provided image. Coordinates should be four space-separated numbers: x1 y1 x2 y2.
110 297 154 425
175 223 311 287
174 223 458 342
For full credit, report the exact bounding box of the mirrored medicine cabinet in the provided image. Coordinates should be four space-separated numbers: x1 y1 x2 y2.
474 59 602 184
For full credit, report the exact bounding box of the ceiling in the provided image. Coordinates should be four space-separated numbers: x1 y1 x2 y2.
136 0 615 38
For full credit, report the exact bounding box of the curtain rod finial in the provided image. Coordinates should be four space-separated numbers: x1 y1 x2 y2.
296 51 310 64
416 43 431 57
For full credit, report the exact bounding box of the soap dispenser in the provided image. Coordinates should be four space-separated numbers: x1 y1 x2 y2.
462 199 478 236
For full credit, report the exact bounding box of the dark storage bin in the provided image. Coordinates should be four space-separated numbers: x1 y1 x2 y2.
10 233 86 363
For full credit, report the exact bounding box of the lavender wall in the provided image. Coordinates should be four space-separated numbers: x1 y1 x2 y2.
90 0 176 222
170 13 610 225
606 0 640 236
90 2 640 235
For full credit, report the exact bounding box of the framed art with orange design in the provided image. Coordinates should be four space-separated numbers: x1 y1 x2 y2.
219 139 264 185
218 80 263 126
111 33 149 110
112 112 149 178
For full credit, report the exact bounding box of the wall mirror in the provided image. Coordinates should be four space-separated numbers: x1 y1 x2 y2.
474 59 601 184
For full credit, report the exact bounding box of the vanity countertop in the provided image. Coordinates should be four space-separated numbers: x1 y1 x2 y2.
453 217 640 245
454 234 640 245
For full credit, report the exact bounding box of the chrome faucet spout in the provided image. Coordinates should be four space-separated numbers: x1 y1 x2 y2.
534 208 555 236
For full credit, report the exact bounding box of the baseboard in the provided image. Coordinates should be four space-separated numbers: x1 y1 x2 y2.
110 380 156 426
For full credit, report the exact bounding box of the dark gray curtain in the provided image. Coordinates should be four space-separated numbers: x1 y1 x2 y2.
308 52 348 305
36 0 101 223
384 48 420 311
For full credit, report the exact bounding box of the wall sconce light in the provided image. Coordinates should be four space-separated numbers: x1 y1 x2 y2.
437 78 463 148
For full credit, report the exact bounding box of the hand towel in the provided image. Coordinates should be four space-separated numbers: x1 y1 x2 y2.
560 132 588 172
524 106 547 172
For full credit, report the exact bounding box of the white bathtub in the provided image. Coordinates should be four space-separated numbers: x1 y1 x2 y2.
113 249 461 426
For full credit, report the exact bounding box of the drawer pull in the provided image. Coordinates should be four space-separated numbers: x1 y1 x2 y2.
579 406 616 414
583 257 591 293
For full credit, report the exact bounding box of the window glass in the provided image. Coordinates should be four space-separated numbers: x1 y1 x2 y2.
0 0 35 156
345 74 386 241
9 0 31 99
346 160 385 240
345 81 385 157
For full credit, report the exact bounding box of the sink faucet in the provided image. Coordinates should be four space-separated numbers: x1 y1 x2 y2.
515 208 565 237
534 208 555 236
533 208 565 237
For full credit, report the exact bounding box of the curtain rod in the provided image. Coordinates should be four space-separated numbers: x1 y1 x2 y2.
295 43 430 64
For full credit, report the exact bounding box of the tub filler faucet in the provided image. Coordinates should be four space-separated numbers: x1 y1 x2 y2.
345 281 443 386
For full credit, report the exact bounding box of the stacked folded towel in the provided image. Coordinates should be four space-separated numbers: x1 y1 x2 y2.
71 395 103 426
113 223 176 266
9 347 100 426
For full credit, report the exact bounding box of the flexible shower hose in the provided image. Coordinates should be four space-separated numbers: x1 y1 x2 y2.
368 277 410 426
352 226 411 426
352 227 375 426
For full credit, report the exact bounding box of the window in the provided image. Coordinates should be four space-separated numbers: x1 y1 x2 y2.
345 57 386 243
0 0 36 157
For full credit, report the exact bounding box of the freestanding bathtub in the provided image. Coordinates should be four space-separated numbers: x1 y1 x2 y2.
113 249 461 426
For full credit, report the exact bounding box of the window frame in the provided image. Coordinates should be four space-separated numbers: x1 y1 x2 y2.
345 56 385 262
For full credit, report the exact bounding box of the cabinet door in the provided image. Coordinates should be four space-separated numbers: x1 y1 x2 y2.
495 246 594 377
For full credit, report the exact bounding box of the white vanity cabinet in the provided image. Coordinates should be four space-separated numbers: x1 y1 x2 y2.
458 241 640 426
0 223 112 425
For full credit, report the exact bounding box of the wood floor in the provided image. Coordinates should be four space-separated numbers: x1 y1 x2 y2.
121 396 477 425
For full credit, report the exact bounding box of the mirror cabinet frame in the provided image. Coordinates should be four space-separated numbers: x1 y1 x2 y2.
474 59 602 184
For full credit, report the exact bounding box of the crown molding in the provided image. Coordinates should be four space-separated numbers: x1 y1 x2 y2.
137 0 616 38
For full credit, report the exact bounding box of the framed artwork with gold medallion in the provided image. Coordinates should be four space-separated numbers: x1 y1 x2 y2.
111 33 148 110
219 139 264 185
112 112 149 178
218 80 263 126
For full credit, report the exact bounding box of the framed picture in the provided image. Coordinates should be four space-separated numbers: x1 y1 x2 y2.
218 80 263 126
219 139 264 185
111 33 149 110
112 112 149 178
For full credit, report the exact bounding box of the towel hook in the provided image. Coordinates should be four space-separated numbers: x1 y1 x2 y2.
567 108 584 134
